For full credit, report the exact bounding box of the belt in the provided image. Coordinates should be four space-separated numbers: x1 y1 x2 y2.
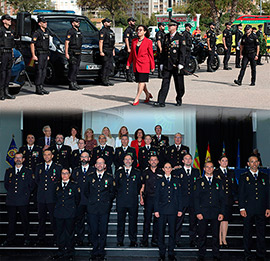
37 50 49 54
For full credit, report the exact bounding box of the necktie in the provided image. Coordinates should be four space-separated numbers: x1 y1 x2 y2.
147 146 149 150
63 182 67 189
83 168 86 174
126 169 129 178
208 177 212 185
98 174 102 181
16 168 20 174
29 146 32 152
101 146 104 151
224 169 227 176
177 145 180 151
123 147 126 152
57 145 60 151
45 164 49 171
158 135 160 141
187 169 190 176
79 150 82 154
254 173 258 180
167 177 170 183
46 138 49 146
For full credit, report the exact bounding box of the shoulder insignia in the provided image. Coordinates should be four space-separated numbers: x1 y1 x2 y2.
201 181 204 186
157 174 163 177
146 175 149 179
56 186 59 191
217 175 221 179
246 176 249 181
180 174 183 178
92 179 95 183
78 187 80 192
162 181 165 186
67 35 71 38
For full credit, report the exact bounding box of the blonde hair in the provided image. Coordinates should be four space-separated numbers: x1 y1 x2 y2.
84 128 94 141
102 126 112 139
118 126 129 139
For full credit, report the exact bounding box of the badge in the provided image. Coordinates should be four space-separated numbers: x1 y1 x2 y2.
173 49 176 53
32 151 39 157
92 179 95 183
182 40 186 45
119 151 121 155
216 183 219 189
142 150 145 153
97 150 99 153
262 179 265 185
33 37 37 41
127 33 130 37
100 34 104 37
113 181 116 186
78 187 80 192
232 178 234 183
105 151 109 156
105 180 108 187
173 183 177 188
194 177 196 181
74 153 77 157
39 169 42 174
69 189 72 195
67 35 71 39
201 181 204 186
133 175 136 181
62 150 67 156
128 152 133 157
172 149 174 153
218 175 221 179
56 186 59 191
146 175 149 180
76 172 79 176
246 177 249 181
162 182 165 186
22 173 25 178
180 174 183 178
9 173 12 178
23 150 26 154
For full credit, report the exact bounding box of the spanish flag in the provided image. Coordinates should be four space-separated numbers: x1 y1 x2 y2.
205 142 211 162
6 135 18 167
193 144 201 174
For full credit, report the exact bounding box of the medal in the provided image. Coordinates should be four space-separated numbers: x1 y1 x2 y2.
162 182 165 186
201 181 204 186
69 189 72 195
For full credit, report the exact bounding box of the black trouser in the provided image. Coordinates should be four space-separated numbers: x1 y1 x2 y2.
157 67 185 104
88 212 109 258
142 196 158 243
101 49 114 81
75 204 92 243
7 205 29 242
158 214 176 257
117 206 138 243
68 51 81 83
37 202 55 240
185 50 191 70
235 48 241 67
257 54 262 64
35 53 48 86
0 52 13 91
157 52 162 77
243 214 266 258
55 218 75 256
237 53 257 84
207 49 215 70
175 206 197 243
197 218 220 258
223 45 231 68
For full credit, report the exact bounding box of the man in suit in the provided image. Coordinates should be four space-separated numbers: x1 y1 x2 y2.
239 155 270 261
49 134 72 169
194 161 225 261
71 139 90 170
35 149 62 245
174 153 200 247
165 133 189 168
114 134 137 169
115 154 141 247
37 125 55 150
85 158 115 261
90 134 114 173
2 152 34 246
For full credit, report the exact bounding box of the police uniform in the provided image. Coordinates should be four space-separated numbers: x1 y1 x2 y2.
141 167 163 246
115 166 141 245
151 134 169 167
35 162 62 242
174 167 200 246
223 26 232 69
155 28 166 78
157 29 186 106
239 170 270 260
71 148 91 170
0 15 15 100
194 176 225 259
235 26 243 68
256 28 265 65
165 144 190 168
114 146 137 170
138 145 158 170
49 144 72 169
206 28 216 72
3 166 34 245
182 25 193 71
154 174 183 260
54 180 80 259
85 171 115 259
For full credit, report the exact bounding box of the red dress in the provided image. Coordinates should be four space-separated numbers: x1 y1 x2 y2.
131 139 145 167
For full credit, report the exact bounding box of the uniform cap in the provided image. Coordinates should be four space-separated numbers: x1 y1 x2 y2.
38 16 47 23
185 23 192 28
237 23 242 27
225 22 232 26
127 17 136 22
1 14 11 21
102 18 112 24
158 22 164 27
244 24 252 31
258 24 263 28
168 21 178 26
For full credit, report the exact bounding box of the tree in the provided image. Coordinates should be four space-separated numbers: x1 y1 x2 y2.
262 1 270 15
7 0 53 13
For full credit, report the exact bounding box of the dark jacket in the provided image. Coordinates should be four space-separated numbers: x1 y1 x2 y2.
114 146 137 169
138 146 158 170
71 148 91 170
19 144 43 171
37 136 55 148
90 145 114 172
165 144 190 167
49 144 72 169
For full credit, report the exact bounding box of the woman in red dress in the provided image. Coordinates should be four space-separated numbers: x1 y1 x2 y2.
131 128 145 161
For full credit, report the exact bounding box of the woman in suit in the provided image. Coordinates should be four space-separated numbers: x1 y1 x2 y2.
131 128 145 160
127 25 155 106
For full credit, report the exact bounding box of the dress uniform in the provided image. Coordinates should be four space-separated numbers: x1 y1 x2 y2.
0 14 15 100
151 134 169 167
90 144 114 173
115 166 141 246
35 162 62 242
49 144 72 169
235 24 243 68
85 171 115 260
194 176 225 260
182 23 193 72
165 144 190 168
239 170 270 260
206 23 216 72
154 174 183 260
174 167 200 246
155 23 166 78
114 146 137 169
223 23 232 70
53 179 80 259
141 167 163 246
99 18 115 86
19 144 43 171
138 145 158 170
71 148 90 170
3 166 34 246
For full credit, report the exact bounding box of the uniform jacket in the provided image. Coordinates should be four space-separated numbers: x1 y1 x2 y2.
99 26 115 50
19 144 43 171
123 26 137 48
37 136 55 148
49 144 72 169
165 144 190 167
114 146 137 169
207 29 216 48
223 28 232 46
71 148 91 170
151 134 169 167
90 145 114 172
138 145 158 170
155 30 166 52
235 29 243 46
241 33 260 54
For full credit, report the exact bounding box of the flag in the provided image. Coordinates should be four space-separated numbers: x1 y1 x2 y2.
193 144 201 174
236 139 240 168
222 142 226 156
205 142 211 162
6 136 18 167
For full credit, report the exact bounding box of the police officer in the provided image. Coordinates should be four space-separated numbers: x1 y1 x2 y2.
0 14 15 100
140 155 163 247
123 17 137 82
256 24 266 65
65 17 83 91
115 154 141 247
182 23 193 73
52 168 80 261
30 16 50 95
239 155 270 261
206 22 216 72
234 25 260 86
99 18 115 86
174 153 200 248
222 22 232 70
85 158 115 261
154 21 186 107
234 24 243 68
1 152 34 247
154 162 183 261
194 161 225 261
35 149 62 246
156 22 166 78
71 139 90 170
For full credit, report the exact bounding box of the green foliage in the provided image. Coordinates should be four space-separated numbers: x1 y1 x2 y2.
7 0 54 13
262 1 270 15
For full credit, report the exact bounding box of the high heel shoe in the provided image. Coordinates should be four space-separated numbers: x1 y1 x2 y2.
144 93 153 103
132 100 139 106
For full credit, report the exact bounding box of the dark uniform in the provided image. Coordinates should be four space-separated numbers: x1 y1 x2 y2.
206 28 216 71
54 180 80 258
71 148 90 170
194 176 225 259
4 166 34 245
239 171 270 259
37 136 55 148
0 16 15 100
154 174 183 259
49 144 72 169
35 162 62 241
19 144 43 171
155 29 166 78
256 28 265 65
85 171 115 259
165 144 190 168
138 145 158 170
115 167 141 245
151 134 169 167
223 27 232 69
235 26 243 67
174 167 200 245
182 26 193 71
114 146 137 169
141 167 163 245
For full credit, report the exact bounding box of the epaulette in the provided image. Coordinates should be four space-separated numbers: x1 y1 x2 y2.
118 166 123 170
157 174 163 178
89 171 95 175
36 162 43 166
240 172 248 176
6 167 13 170
106 172 113 176
55 163 62 167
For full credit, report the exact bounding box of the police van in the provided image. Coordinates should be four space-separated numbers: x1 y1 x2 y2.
13 10 103 84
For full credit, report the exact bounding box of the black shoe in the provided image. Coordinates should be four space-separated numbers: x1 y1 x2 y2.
88 241 93 247
4 88 15 99
140 241 148 247
234 79 242 86
129 241 138 247
151 240 158 247
102 81 110 86
168 255 177 261
236 65 241 68
158 256 165 261
117 242 124 247
223 243 229 249
257 62 263 65
74 82 83 90
207 68 214 72
224 67 232 70
176 242 181 247
66 255 74 261
250 82 255 86
154 102 165 107
23 240 30 246
69 82 77 91
190 241 197 247
176 99 182 106
41 85 50 94
36 85 44 95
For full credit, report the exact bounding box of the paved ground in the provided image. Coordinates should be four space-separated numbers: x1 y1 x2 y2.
1 56 270 112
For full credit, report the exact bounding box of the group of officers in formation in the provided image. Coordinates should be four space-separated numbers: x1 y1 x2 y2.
2 124 270 261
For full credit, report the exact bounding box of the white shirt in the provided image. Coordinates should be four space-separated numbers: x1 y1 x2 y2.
184 166 192 174
97 171 104 179
145 145 151 150
64 136 79 151
165 175 171 182
45 161 53 170
27 145 34 151
100 144 106 150
250 170 259 178
15 166 23 173
124 167 132 175
82 164 89 173
205 175 213 184
170 31 177 39
62 180 69 188
115 136 132 148
220 167 227 174
45 136 51 146
175 144 182 149
122 146 128 152
105 136 115 148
